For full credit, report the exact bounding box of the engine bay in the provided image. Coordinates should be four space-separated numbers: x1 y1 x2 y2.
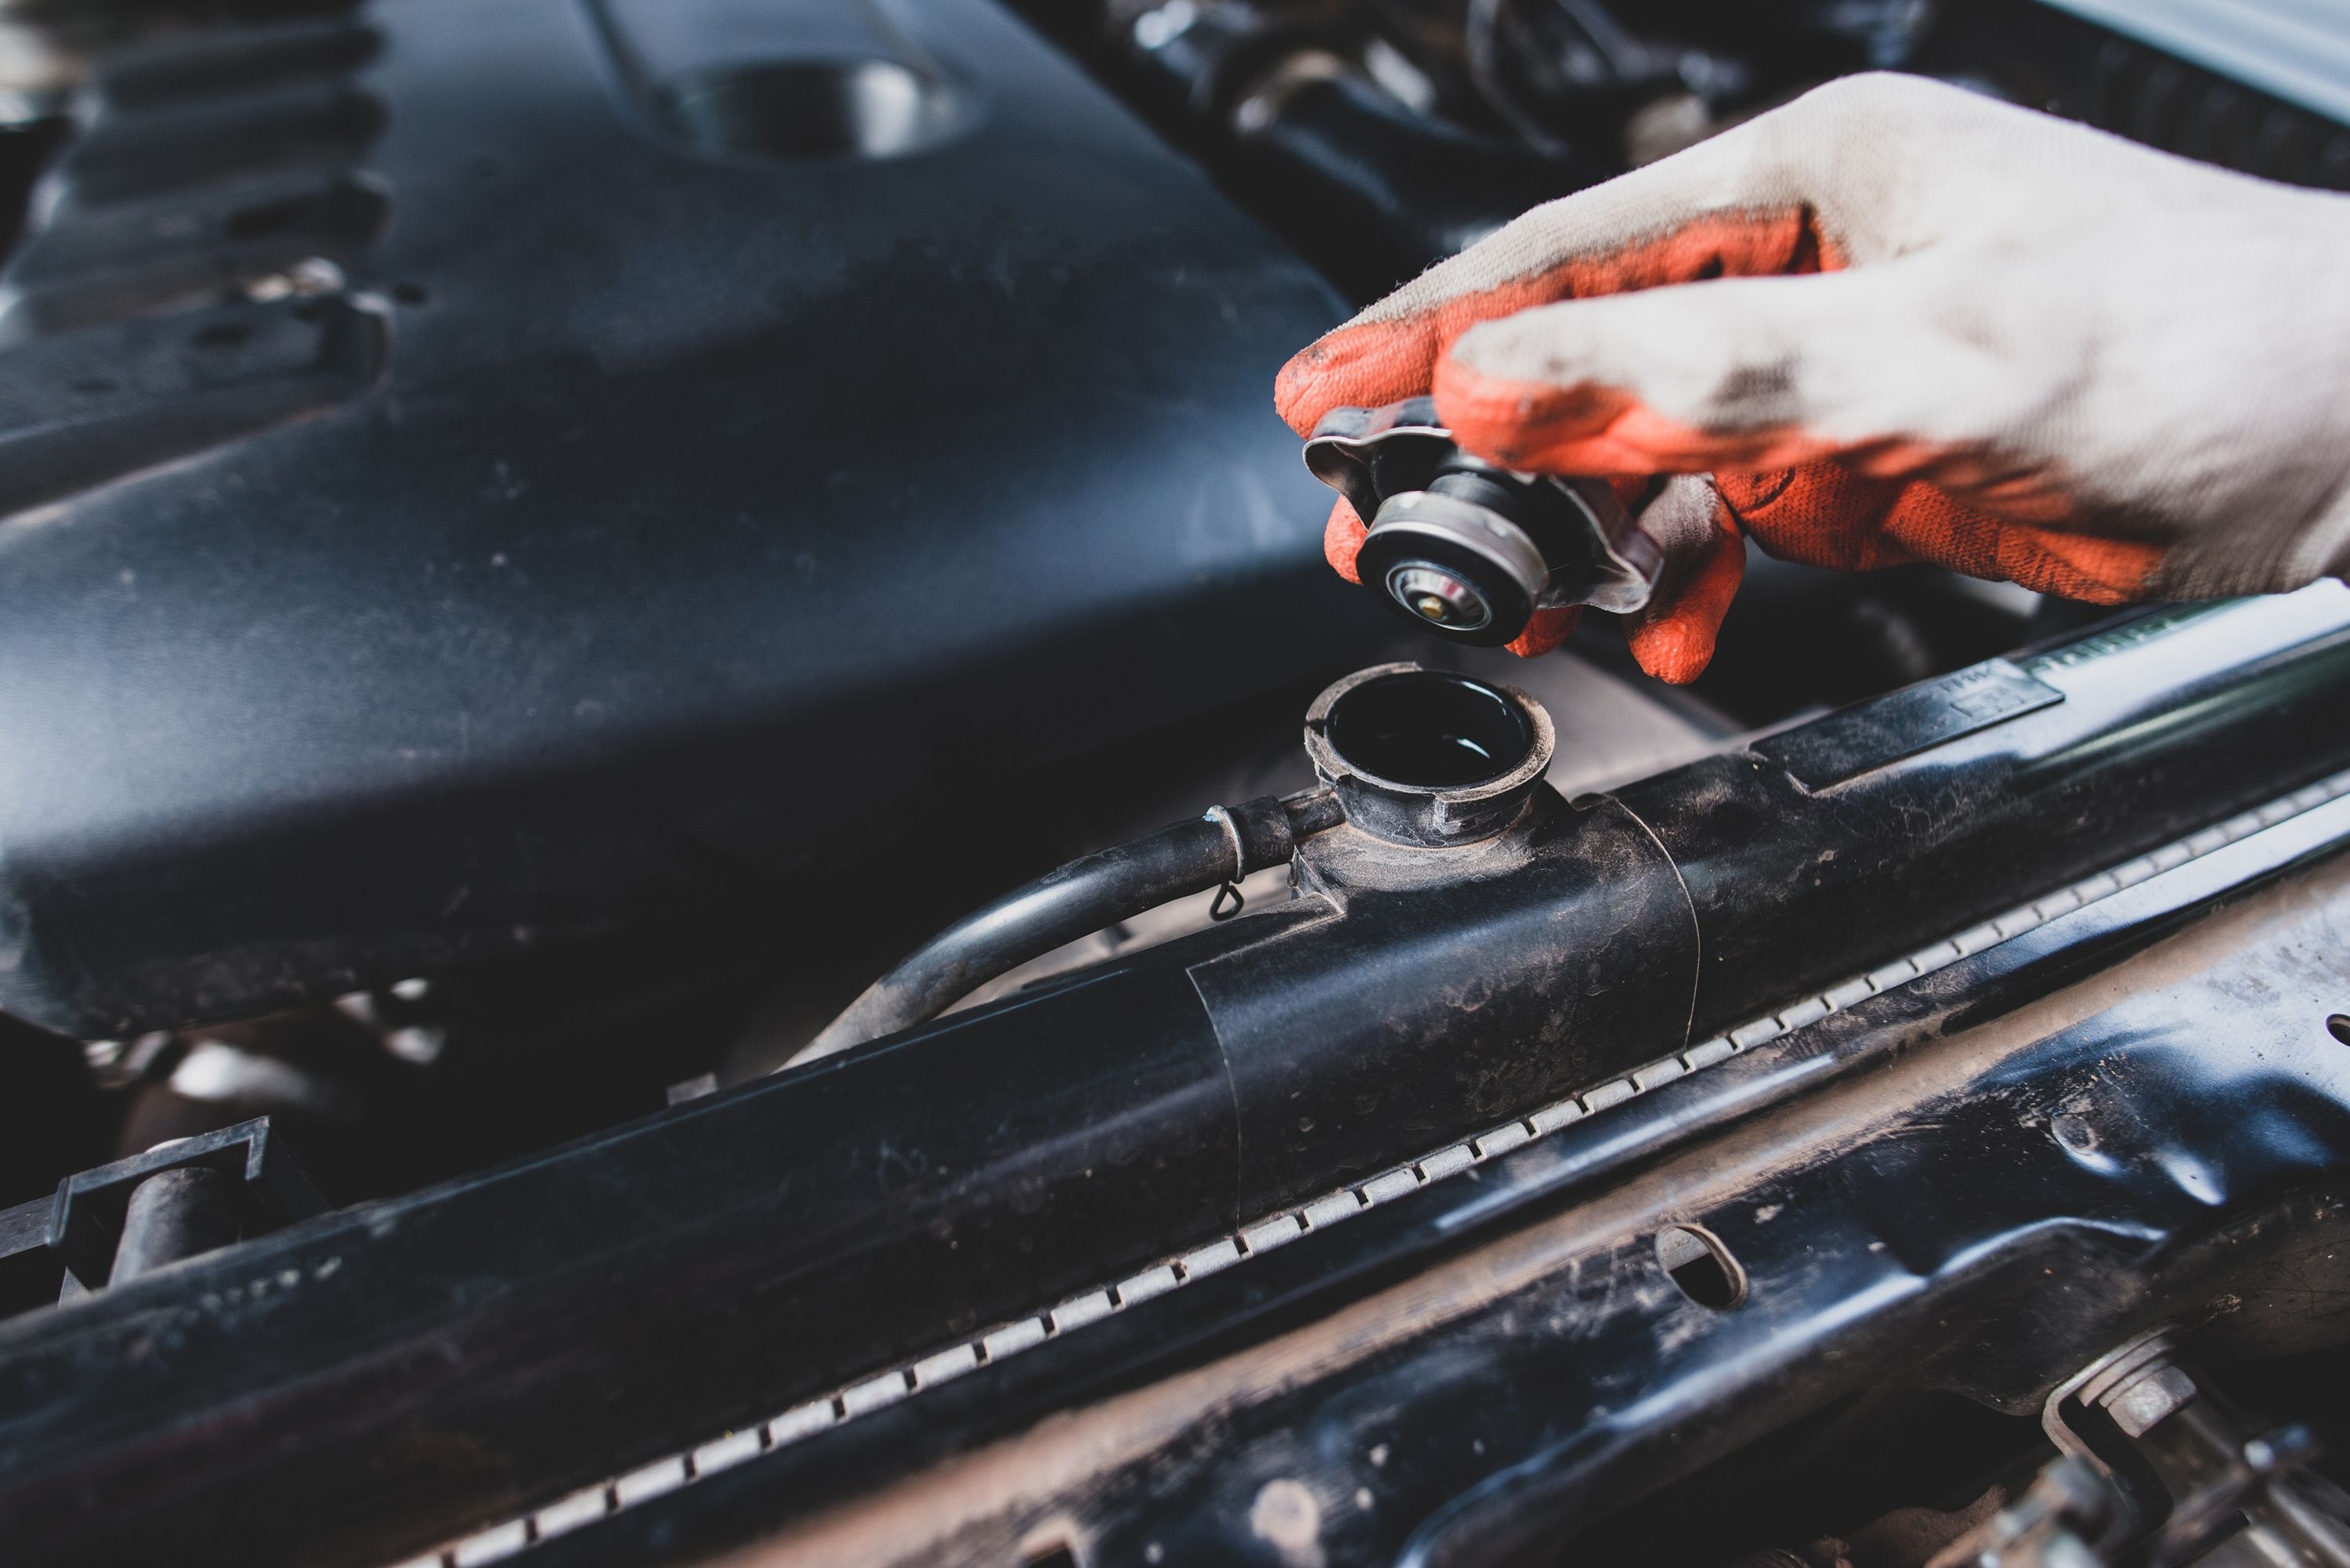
1 2 2348 1566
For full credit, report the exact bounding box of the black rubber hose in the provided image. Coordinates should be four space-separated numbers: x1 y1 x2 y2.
110 1168 241 1284
790 790 1336 1065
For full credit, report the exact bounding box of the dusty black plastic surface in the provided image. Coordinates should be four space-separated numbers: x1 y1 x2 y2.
1751 656 2066 789
547 790 2350 1568
4 595 2349 1568
0 0 1365 1036
1614 593 2350 1038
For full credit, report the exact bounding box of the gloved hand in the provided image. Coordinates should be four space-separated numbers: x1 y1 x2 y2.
1277 72 2350 681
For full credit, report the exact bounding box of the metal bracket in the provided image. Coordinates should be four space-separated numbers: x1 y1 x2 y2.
46 1117 326 1289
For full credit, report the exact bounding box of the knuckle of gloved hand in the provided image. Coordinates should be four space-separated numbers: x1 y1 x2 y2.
1789 71 1954 128
1766 74 1999 206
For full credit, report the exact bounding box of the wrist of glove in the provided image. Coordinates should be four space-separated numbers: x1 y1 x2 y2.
1279 73 2350 681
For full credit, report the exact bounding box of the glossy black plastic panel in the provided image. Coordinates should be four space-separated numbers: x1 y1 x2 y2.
0 0 1363 1035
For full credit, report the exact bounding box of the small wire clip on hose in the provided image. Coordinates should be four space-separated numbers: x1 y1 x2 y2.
789 787 1337 1067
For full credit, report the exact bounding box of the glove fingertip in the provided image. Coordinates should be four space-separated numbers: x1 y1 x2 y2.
1603 475 1652 509
1276 322 1441 437
1627 501 1746 683
1625 611 1720 685
1274 347 1336 436
1323 497 1368 585
1506 606 1581 658
1433 357 1617 472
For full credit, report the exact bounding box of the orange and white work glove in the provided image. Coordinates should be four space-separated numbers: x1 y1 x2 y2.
1276 72 2350 681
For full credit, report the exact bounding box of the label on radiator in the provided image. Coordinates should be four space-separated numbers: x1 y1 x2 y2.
2021 600 2243 674
1754 659 2066 791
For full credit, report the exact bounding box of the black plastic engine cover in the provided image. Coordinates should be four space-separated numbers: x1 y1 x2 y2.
0 0 1368 1035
